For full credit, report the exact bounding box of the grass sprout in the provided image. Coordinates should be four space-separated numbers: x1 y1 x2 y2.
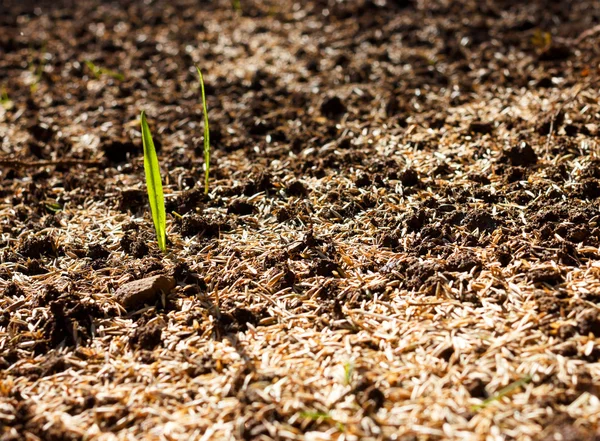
29 43 46 93
196 67 211 195
44 201 62 213
140 111 167 252
0 87 13 110
232 0 241 12
300 411 331 421
343 361 354 386
299 411 344 431
84 60 124 81
471 375 533 411
531 29 552 49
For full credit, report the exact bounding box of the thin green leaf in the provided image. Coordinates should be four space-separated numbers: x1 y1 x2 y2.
44 201 62 213
471 375 532 411
299 411 332 421
196 67 210 195
0 86 13 110
84 60 124 81
140 111 166 252
343 361 354 386
84 60 101 79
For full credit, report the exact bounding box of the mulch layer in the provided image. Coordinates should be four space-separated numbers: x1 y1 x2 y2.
2 0 600 440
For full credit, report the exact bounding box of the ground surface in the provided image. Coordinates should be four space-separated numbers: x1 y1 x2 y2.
1 0 600 440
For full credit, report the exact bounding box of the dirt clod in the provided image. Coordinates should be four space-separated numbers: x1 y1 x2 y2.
130 320 165 350
320 96 346 119
118 189 146 212
120 233 149 258
19 235 55 258
2 282 24 298
502 142 538 167
578 310 600 337
529 268 564 285
86 243 110 260
468 121 493 135
399 167 420 187
227 199 256 216
180 215 230 238
286 180 308 197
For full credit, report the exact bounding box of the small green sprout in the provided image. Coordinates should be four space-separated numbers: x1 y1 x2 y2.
471 375 532 411
531 29 552 49
196 67 211 195
29 44 46 93
232 0 241 12
299 411 345 432
140 111 167 252
300 411 332 421
0 87 13 110
343 361 354 386
84 60 124 81
44 201 63 213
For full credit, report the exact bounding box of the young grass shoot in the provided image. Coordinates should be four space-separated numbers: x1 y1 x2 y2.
140 111 167 252
0 87 13 110
196 67 211 195
84 60 125 81
471 375 532 411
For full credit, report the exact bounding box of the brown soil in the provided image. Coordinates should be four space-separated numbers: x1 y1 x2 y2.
2 0 600 440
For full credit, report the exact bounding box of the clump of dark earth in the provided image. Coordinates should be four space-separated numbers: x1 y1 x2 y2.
502 142 538 167
529 268 564 285
214 307 265 336
28 122 54 143
311 258 339 277
102 139 139 163
445 251 481 272
130 320 165 350
538 44 571 61
120 232 149 258
227 199 256 216
243 171 274 196
86 243 110 260
462 210 500 233
578 310 600 337
26 259 48 276
286 180 308 197
180 214 231 238
320 96 346 119
118 189 146 212
41 293 103 351
468 121 493 135
165 187 205 215
399 167 420 187
405 260 442 291
465 378 489 399
3 282 24 298
19 235 55 258
404 209 427 232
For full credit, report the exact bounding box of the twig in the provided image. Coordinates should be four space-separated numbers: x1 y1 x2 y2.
574 24 600 45
0 158 104 168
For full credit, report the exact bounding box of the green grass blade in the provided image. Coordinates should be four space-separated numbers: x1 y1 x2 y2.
471 375 532 411
85 60 124 81
84 60 101 78
196 67 210 195
299 411 331 421
140 111 166 252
